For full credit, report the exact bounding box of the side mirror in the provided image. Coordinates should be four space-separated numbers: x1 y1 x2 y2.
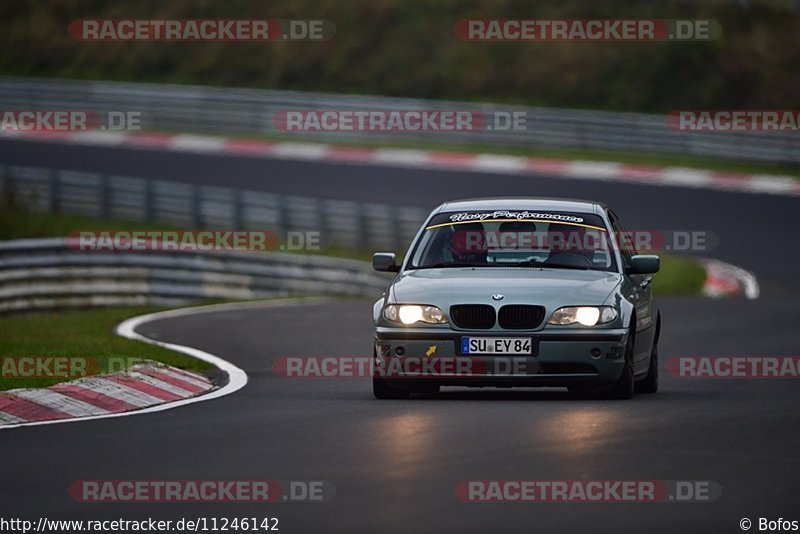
373 252 400 272
627 255 660 275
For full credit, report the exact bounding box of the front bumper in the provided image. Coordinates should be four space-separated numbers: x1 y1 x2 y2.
374 326 628 387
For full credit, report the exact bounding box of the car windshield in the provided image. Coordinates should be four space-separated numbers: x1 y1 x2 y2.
408 210 617 272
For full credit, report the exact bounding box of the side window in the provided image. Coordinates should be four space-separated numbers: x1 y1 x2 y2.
608 210 634 269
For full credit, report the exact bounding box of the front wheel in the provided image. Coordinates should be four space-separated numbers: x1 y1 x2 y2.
373 375 410 399
604 324 635 400
635 333 659 394
372 347 410 399
410 380 440 396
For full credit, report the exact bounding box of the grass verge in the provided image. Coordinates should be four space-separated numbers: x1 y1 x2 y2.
0 306 213 392
0 202 179 241
651 255 707 296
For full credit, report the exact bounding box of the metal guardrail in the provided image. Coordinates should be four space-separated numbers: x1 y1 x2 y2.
0 163 417 313
0 238 392 313
0 164 429 252
0 76 797 164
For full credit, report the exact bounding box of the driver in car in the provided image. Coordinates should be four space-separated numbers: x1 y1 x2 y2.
448 222 488 264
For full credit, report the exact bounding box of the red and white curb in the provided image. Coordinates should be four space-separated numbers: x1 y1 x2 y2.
0 301 261 430
701 259 760 299
0 361 214 426
2 129 799 197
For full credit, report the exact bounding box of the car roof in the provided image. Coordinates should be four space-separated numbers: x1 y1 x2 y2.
433 197 607 215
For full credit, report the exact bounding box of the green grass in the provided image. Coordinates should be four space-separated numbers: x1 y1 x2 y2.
0 307 213 392
0 203 180 241
651 255 707 296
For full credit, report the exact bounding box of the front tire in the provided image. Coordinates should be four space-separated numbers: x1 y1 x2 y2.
604 322 636 400
372 347 410 399
410 381 440 396
373 375 410 399
635 320 659 394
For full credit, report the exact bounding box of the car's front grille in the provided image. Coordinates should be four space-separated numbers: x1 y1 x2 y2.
498 305 545 329
450 305 496 329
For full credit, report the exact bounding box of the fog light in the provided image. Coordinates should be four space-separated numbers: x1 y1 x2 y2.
590 347 602 358
395 346 405 356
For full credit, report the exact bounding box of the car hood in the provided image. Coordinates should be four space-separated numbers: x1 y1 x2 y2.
390 267 621 309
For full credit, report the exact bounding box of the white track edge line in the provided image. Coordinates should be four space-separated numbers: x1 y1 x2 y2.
0 297 331 430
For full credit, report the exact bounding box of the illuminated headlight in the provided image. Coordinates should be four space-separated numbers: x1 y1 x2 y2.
547 306 617 326
384 304 448 325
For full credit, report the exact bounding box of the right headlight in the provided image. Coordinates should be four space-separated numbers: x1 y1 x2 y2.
547 306 617 326
384 304 448 325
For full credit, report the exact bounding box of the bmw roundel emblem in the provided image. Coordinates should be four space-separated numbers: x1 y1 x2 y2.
492 293 504 301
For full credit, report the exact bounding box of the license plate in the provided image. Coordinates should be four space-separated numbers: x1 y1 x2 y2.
461 337 532 355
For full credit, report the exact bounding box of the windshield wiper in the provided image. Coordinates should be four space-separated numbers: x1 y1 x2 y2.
512 259 544 268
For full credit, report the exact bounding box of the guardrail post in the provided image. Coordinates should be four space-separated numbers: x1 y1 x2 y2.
143 179 154 223
99 174 110 219
276 193 286 237
48 169 60 214
356 206 367 251
0 165 8 202
191 185 202 228
392 206 403 251
234 189 245 230
319 198 330 248
784 135 798 165
313 197 323 249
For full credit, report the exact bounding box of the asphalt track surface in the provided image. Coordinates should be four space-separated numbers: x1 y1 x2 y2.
1 138 799 533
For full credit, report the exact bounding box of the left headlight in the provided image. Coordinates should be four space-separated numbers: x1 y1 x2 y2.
384 304 448 325
547 306 617 326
